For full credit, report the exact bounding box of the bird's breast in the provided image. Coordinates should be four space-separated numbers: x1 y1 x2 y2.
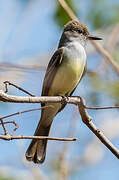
48 42 86 96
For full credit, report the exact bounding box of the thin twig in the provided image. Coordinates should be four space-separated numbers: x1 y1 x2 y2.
0 118 8 135
97 23 119 72
84 105 119 110
0 105 53 136
4 81 35 97
0 121 18 135
78 97 119 159
0 90 119 158
58 0 119 75
0 134 77 141
1 106 54 120
91 40 119 75
107 24 119 51
0 62 46 72
0 106 53 135
59 108 78 180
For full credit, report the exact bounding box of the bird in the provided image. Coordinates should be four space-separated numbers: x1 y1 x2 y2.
25 20 102 164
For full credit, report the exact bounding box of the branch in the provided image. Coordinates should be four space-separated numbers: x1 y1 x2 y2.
107 23 119 51
84 105 119 110
59 108 78 180
78 97 119 159
0 118 8 135
0 90 80 104
58 0 119 75
0 121 18 135
58 0 78 20
1 106 54 120
1 90 119 110
97 23 119 72
0 134 76 141
1 90 119 158
4 81 35 97
0 105 77 142
0 105 53 135
91 40 119 75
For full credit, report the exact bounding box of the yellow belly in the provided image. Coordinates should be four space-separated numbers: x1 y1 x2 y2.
48 58 85 96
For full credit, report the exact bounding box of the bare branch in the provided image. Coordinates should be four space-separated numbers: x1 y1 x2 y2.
0 134 77 141
1 106 54 120
91 40 119 75
97 23 119 72
85 105 119 110
0 106 53 136
4 81 35 97
58 0 119 75
58 0 78 20
0 90 119 159
59 108 78 180
78 97 119 159
1 90 119 110
0 62 46 72
0 118 8 135
0 90 80 104
0 121 18 135
107 23 119 51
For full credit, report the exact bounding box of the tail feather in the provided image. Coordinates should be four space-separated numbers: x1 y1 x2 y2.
25 124 51 164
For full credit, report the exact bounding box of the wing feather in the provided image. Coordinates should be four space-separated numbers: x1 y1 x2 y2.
41 48 64 97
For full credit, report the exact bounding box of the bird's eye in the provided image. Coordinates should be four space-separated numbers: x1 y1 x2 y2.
83 32 88 36
78 29 83 33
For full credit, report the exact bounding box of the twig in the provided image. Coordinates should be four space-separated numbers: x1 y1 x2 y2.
84 105 119 110
4 81 35 97
91 40 119 75
0 90 119 158
58 0 78 20
78 97 119 159
0 106 54 135
58 0 119 75
1 106 54 120
107 23 119 51
0 118 8 135
59 108 78 180
97 23 119 72
0 62 46 72
0 121 18 135
0 135 77 141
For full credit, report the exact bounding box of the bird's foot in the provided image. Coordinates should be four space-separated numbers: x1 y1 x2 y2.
61 95 69 105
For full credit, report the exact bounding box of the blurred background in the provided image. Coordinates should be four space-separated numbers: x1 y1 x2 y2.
0 0 119 180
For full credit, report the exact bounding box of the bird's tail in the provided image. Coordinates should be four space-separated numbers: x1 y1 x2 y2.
25 121 52 164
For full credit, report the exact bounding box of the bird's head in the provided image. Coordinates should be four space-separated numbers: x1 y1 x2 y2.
63 20 102 44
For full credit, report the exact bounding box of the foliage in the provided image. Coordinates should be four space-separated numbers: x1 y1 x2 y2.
87 0 119 29
0 174 16 180
54 0 119 29
54 0 77 28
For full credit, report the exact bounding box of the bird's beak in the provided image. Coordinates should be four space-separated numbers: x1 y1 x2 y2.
87 35 102 40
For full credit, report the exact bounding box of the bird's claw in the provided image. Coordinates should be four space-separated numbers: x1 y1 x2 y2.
61 95 69 105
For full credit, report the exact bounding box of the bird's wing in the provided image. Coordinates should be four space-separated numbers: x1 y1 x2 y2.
41 47 86 112
41 48 64 97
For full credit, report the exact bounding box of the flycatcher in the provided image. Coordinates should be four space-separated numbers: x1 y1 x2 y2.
25 20 102 164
